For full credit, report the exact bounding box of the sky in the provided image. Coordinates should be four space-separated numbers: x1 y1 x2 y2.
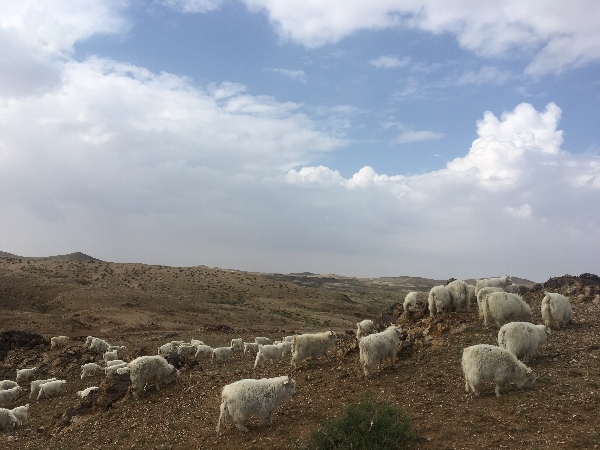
1 1 600 282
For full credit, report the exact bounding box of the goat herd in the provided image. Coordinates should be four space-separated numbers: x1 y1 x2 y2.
0 275 574 435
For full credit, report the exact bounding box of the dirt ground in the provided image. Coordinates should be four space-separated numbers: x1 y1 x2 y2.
0 256 599 449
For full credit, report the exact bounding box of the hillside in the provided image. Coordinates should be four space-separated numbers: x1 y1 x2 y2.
0 256 598 449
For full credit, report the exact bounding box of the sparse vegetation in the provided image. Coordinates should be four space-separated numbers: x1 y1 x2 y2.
300 402 416 450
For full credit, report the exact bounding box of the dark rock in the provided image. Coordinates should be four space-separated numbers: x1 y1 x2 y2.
0 331 48 361
94 373 130 410
166 352 185 369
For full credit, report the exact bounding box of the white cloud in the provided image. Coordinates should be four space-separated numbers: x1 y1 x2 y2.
396 129 443 144
505 204 533 219
161 0 225 13
456 66 512 85
267 68 307 84
0 0 129 97
241 0 600 75
370 55 411 69
283 102 600 279
0 0 129 57
2 61 599 279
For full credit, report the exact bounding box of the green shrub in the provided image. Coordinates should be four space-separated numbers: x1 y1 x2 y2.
301 402 416 450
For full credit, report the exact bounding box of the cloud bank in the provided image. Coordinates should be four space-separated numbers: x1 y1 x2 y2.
239 0 600 75
1 1 599 281
284 102 600 279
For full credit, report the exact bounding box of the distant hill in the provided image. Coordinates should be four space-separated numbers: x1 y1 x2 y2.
0 251 100 262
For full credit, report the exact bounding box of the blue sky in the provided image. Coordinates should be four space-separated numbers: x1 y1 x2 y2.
1 1 600 281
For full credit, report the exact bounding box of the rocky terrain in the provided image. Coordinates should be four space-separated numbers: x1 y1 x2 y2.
0 254 599 449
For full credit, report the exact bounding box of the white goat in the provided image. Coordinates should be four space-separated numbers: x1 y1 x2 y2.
358 325 403 377
356 320 374 339
0 386 22 405
482 292 531 327
50 336 69 348
428 286 451 317
462 344 535 396
403 292 418 313
498 322 551 362
30 378 57 401
16 367 37 383
290 331 337 368
37 380 67 400
81 362 102 379
446 280 469 311
541 292 572 329
128 355 179 399
216 376 296 434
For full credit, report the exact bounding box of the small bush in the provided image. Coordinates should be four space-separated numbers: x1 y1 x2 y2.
301 402 416 450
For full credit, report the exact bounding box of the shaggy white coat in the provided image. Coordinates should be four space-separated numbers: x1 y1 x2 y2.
81 363 102 379
254 344 285 368
103 350 119 363
403 292 418 313
30 378 57 400
0 380 18 391
16 367 37 383
0 408 19 430
77 387 99 399
177 344 197 356
243 343 259 354
446 280 469 311
216 376 296 434
158 343 172 355
10 403 29 425
541 292 572 329
84 336 96 348
195 345 214 358
476 287 504 318
355 320 374 339
280 341 292 357
358 325 403 377
428 286 451 317
212 347 233 361
106 360 125 367
50 336 69 348
482 292 531 327
105 363 128 376
498 322 551 362
90 338 110 353
290 331 337 368
462 344 535 396
0 386 21 405
37 380 67 400
107 345 126 357
230 339 244 351
254 337 272 345
475 275 512 294
128 355 179 399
